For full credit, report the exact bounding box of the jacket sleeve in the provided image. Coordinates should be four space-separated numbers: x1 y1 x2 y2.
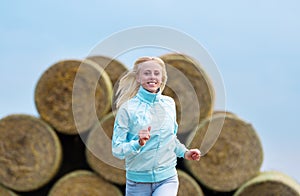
112 106 142 160
173 122 188 158
165 96 188 158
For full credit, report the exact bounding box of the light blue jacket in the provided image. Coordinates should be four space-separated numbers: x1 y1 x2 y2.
112 86 187 183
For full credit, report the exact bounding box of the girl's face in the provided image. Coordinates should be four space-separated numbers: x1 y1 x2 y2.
137 61 163 93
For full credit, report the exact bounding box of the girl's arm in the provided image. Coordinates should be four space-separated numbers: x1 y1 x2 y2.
112 107 142 159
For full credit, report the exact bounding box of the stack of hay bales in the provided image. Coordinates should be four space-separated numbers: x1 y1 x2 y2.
0 56 127 195
0 53 299 196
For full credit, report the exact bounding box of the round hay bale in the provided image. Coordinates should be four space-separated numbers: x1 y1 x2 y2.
185 112 263 192
0 185 18 196
234 171 300 196
85 112 126 185
48 170 123 196
34 59 112 135
0 114 62 192
177 169 204 196
160 53 215 137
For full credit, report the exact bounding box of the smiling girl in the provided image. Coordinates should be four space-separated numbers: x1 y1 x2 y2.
112 56 201 196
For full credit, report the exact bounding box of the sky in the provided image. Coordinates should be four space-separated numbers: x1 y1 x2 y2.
1 0 299 183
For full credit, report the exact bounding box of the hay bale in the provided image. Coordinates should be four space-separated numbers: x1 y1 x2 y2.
34 59 112 135
86 56 128 111
185 112 263 192
160 53 215 138
0 185 18 196
177 169 204 196
234 171 300 196
0 114 62 192
86 55 128 87
86 112 126 185
48 170 123 196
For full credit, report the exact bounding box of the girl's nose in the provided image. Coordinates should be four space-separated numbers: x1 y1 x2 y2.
150 73 156 78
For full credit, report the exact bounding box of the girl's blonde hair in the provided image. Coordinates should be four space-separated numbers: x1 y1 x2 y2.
115 56 168 109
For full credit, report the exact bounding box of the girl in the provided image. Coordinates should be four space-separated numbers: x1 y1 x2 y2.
112 56 201 196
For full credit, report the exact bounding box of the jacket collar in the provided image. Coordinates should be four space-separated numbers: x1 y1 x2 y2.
136 86 161 104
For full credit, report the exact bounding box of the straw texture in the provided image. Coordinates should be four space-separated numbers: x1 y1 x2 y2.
177 169 204 196
0 114 62 192
234 171 300 196
48 170 123 196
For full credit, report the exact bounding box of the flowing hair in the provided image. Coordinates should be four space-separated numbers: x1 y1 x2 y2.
115 56 168 109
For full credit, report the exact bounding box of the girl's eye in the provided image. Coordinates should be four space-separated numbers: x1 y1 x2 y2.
143 71 160 76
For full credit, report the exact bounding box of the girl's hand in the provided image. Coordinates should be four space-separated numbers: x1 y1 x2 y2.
138 126 151 146
184 149 201 161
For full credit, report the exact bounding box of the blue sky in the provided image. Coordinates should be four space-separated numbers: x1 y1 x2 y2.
1 0 299 183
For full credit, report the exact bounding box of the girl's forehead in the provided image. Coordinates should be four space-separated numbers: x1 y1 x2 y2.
139 61 162 70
